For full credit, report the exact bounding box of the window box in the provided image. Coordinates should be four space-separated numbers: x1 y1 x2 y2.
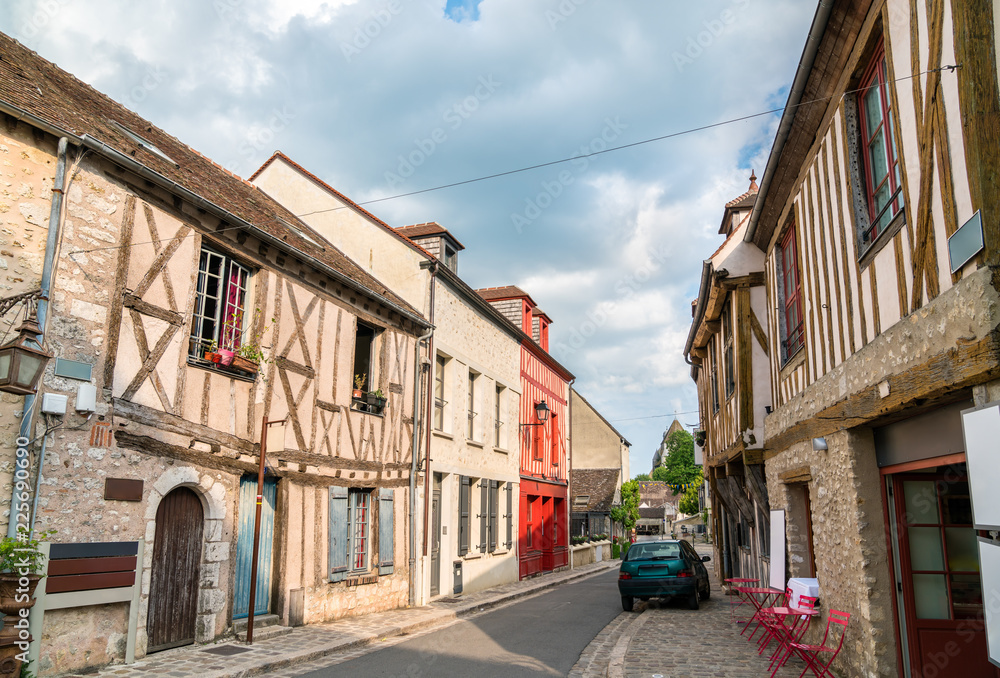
352 396 386 416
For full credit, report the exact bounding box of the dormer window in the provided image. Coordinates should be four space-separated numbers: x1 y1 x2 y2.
443 243 458 272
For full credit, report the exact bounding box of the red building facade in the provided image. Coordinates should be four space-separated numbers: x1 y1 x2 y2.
477 287 573 579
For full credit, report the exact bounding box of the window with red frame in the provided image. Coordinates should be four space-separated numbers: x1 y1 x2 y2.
532 412 543 460
858 39 904 243
779 226 804 361
549 412 559 465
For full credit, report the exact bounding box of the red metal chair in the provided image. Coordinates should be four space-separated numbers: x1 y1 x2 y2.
761 595 820 675
785 609 851 678
724 578 758 625
744 587 790 642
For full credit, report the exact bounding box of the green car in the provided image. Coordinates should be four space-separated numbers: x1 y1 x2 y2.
617 539 711 611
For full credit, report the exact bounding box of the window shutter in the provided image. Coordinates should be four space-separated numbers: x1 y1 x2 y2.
378 488 394 575
505 483 513 550
329 486 349 582
489 481 499 553
479 480 488 553
459 476 470 556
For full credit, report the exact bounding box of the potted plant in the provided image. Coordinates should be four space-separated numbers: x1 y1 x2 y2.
0 529 54 656
353 374 366 400
232 343 263 377
366 388 387 410
203 340 219 363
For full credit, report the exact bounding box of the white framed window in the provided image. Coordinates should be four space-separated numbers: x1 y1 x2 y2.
434 354 449 431
467 370 479 441
190 247 251 357
494 383 505 448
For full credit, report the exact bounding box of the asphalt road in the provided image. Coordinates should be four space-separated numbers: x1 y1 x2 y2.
296 568 623 678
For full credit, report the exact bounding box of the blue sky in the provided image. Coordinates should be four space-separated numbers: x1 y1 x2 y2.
2 0 816 477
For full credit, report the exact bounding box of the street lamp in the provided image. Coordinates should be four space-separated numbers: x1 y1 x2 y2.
520 400 551 428
0 309 51 395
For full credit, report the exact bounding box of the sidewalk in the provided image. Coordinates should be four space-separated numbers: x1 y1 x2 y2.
590 542 813 678
62 559 620 678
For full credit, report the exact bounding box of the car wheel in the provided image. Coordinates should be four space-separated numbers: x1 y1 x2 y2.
699 582 710 601
621 595 634 612
688 591 699 610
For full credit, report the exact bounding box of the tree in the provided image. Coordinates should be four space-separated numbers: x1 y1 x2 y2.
633 472 651 481
610 479 640 536
656 429 701 489
678 475 702 515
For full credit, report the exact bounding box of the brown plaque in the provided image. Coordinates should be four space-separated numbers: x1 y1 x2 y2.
104 478 143 502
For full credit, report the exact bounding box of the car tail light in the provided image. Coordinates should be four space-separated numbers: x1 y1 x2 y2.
677 570 693 578
619 572 632 580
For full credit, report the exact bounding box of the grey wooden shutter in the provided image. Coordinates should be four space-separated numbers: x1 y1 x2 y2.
489 481 499 553
378 488 394 575
505 483 513 549
459 476 470 556
479 480 488 553
329 486 349 582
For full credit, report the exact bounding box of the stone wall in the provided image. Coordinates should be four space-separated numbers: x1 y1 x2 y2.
765 430 896 678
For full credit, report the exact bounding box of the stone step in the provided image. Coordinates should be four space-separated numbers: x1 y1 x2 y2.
233 614 281 635
234 623 293 642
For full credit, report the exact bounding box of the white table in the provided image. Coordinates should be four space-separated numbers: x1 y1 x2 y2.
787 577 819 608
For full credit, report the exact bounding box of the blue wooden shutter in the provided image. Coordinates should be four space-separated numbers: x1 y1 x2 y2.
329 486 349 582
459 476 470 556
479 480 488 553
488 481 498 553
379 488 394 575
505 483 513 549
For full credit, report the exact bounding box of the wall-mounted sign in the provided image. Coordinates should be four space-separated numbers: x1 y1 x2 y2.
949 210 985 273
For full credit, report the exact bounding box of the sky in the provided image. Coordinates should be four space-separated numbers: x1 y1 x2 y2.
1 0 816 478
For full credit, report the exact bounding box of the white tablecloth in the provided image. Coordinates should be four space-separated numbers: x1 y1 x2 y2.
788 577 820 609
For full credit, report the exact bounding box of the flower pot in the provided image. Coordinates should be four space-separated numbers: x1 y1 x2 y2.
0 573 39 615
352 389 364 400
203 351 217 363
217 349 235 367
0 639 25 678
231 355 259 376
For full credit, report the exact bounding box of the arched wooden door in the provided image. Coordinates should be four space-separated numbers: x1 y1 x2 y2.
147 487 204 652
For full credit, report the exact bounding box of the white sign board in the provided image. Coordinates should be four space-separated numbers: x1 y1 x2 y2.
769 510 785 591
977 538 1000 668
962 404 1000 530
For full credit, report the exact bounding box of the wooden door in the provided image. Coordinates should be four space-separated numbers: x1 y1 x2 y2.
234 474 277 619
892 470 1000 677
431 477 441 596
147 487 204 652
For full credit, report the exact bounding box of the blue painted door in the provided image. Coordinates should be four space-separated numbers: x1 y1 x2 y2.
234 474 278 619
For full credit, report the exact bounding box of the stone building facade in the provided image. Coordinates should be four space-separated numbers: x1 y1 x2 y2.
0 33 428 675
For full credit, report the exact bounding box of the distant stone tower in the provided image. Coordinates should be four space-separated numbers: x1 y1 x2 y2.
650 419 686 469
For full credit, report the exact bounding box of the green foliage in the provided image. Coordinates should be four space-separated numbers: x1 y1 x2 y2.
0 530 56 575
610 480 640 534
633 473 651 481
354 373 367 390
679 478 702 515
655 429 702 490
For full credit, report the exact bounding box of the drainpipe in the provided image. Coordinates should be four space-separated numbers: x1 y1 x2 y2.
566 379 574 569
10 137 68 539
409 319 433 607
421 262 438 558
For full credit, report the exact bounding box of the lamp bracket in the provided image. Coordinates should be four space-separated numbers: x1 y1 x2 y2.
0 289 42 320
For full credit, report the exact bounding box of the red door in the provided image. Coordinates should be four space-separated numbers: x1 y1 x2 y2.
892 468 999 677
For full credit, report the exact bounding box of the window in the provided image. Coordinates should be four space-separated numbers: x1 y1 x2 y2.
328 487 394 581
467 371 478 440
443 243 458 272
857 39 903 244
494 384 504 448
532 415 543 460
549 412 559 465
353 322 376 392
434 354 447 430
190 248 251 357
778 226 804 361
710 359 720 413
722 301 735 398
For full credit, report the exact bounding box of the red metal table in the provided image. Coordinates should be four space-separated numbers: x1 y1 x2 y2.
734 586 785 638
759 606 820 676
724 578 759 624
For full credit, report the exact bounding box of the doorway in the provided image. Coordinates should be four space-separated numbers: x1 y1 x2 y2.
888 465 999 677
147 487 204 652
234 474 278 619
431 474 442 596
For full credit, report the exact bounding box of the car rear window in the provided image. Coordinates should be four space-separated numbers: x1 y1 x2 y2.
625 543 682 561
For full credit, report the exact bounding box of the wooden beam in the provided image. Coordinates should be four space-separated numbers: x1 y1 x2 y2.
743 448 766 466
123 294 183 326
745 464 770 512
722 476 756 527
763 331 1000 456
112 397 257 454
720 272 766 290
779 466 812 484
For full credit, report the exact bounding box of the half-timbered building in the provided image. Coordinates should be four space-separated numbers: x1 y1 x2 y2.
744 2 1000 675
250 154 525 602
0 33 428 675
477 287 573 579
683 174 773 587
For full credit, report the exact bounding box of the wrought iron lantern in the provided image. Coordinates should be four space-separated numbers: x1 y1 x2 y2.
0 310 51 395
521 400 551 429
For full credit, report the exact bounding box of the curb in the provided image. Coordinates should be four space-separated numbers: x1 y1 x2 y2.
605 611 648 678
210 561 621 678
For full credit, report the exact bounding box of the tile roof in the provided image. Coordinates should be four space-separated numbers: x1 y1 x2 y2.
397 222 465 250
476 285 536 304
636 481 682 509
0 33 422 322
570 468 620 512
638 506 666 520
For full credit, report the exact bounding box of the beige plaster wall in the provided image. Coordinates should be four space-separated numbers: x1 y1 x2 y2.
570 389 627 473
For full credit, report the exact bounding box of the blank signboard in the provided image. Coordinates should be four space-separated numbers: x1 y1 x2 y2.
769 510 785 591
977 538 1000 668
961 404 1000 530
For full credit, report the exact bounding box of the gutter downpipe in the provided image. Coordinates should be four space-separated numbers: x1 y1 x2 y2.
11 137 68 539
567 378 574 569
409 317 434 607
744 0 835 246
421 262 438 558
683 261 714 367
